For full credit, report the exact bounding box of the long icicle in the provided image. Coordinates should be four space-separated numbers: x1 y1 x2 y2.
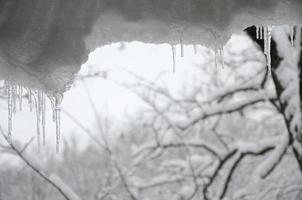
12 85 16 114
290 26 295 47
18 85 23 111
28 89 33 112
220 48 225 69
35 91 41 152
42 93 46 146
50 96 56 122
264 26 272 75
171 44 176 73
256 25 259 39
7 81 13 143
54 93 63 153
267 27 272 75
180 38 184 58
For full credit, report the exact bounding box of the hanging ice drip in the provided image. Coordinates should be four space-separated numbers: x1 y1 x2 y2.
208 28 225 69
169 23 184 73
4 81 13 144
48 93 63 153
256 25 273 75
2 80 63 153
219 48 225 69
180 37 184 58
18 85 23 111
27 88 33 112
256 25 264 40
264 26 272 75
41 93 46 145
34 90 46 152
170 44 176 73
290 26 295 47
54 94 62 154
12 85 17 114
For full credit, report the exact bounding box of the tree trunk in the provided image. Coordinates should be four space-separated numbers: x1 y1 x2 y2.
245 26 302 171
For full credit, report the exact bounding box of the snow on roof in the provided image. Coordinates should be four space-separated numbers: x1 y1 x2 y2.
0 0 301 93
0 1 301 150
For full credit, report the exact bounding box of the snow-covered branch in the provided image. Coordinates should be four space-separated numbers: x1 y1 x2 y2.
179 93 276 130
204 139 277 200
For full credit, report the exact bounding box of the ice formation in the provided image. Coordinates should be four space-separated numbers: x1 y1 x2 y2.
170 44 176 73
0 0 302 149
2 81 62 152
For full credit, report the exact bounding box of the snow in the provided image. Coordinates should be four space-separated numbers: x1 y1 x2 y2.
235 138 277 154
254 133 289 179
233 132 290 179
0 0 301 95
180 185 194 197
162 159 188 171
189 154 212 168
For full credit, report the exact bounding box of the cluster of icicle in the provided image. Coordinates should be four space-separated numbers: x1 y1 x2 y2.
169 24 226 73
255 25 296 75
170 25 296 74
3 81 62 153
170 40 225 73
256 26 272 75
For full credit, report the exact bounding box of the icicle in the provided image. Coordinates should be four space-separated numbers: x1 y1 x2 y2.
12 85 17 114
290 26 295 47
264 26 272 75
256 25 259 39
267 28 272 75
49 95 56 122
259 26 263 40
18 85 23 111
41 93 46 146
28 89 33 112
220 48 225 69
4 81 8 96
180 38 184 58
7 81 12 143
35 91 41 152
54 93 63 153
171 44 176 73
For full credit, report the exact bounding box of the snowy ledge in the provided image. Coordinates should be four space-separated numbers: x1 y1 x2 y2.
0 1 302 152
0 0 302 93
